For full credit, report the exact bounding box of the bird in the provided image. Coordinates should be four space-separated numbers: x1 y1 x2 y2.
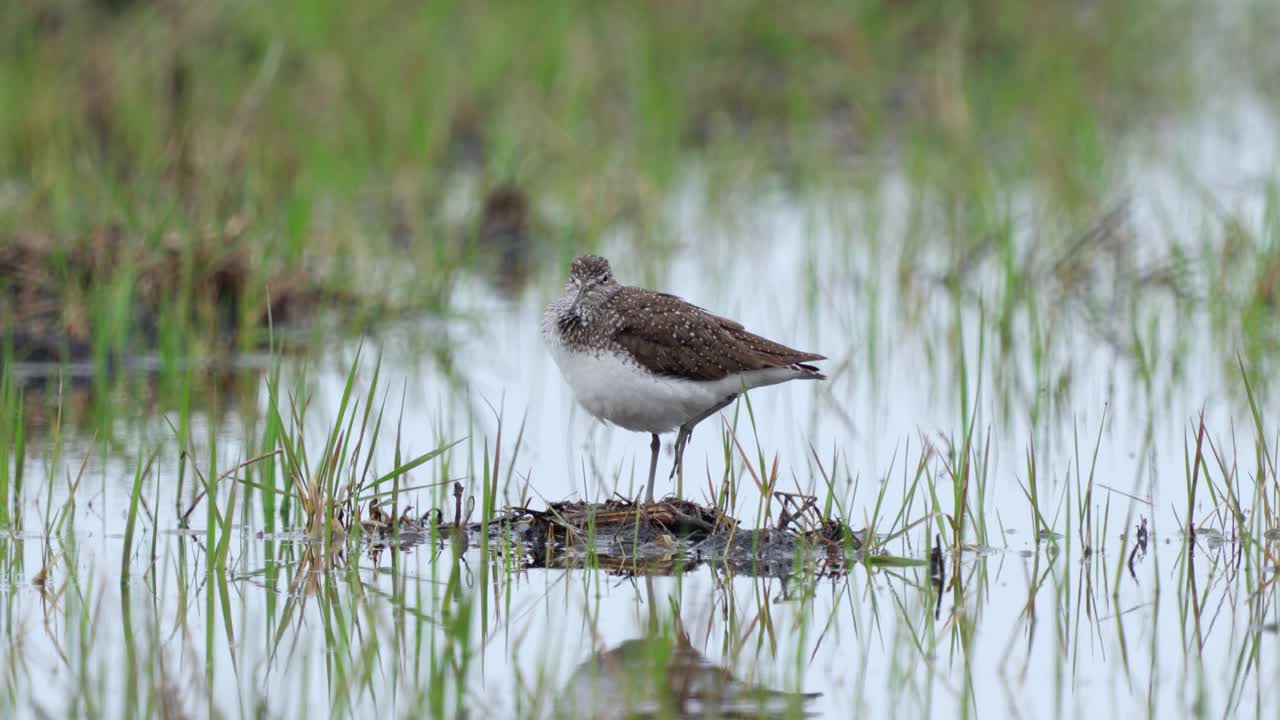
542 254 825 504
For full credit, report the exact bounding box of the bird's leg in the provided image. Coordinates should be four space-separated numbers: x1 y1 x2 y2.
669 426 690 481
645 433 660 504
669 394 739 482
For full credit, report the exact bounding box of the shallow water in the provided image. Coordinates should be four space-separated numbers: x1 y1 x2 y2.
5 81 1280 720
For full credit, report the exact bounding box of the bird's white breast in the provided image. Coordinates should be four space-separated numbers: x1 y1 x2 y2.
544 335 801 435
545 343 710 433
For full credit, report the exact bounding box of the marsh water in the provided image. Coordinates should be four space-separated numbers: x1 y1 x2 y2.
6 39 1280 720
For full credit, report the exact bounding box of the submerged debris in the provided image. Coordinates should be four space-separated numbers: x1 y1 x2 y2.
1128 515 1149 578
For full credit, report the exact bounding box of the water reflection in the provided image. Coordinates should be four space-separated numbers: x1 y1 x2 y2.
6 361 263 440
4 505 1278 718
556 576 821 719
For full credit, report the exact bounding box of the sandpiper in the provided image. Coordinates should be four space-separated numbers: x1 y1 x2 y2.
542 255 826 503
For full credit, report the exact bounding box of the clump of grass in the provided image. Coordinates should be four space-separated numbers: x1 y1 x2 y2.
0 365 24 529
264 350 458 543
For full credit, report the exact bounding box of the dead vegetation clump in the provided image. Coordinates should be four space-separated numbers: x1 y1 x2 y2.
483 494 864 576
341 489 865 577
0 227 325 362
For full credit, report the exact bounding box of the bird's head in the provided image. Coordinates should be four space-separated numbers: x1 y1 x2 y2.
567 255 620 309
570 254 614 287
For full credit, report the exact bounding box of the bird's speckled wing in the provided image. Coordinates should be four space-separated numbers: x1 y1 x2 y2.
607 287 824 382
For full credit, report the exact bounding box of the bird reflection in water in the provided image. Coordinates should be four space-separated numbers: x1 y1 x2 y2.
555 577 821 719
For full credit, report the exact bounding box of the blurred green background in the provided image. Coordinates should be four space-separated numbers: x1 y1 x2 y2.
1 0 1276 372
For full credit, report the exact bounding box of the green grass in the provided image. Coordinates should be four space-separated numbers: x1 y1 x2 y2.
0 367 23 529
0 0 1212 373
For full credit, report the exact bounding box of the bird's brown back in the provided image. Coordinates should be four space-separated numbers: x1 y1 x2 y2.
606 287 824 382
